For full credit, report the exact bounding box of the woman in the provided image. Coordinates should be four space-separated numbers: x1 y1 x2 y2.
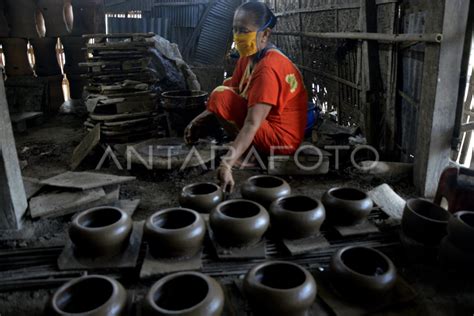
184 2 307 192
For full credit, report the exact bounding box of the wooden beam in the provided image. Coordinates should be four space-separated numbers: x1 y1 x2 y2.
273 0 399 16
414 0 470 197
298 65 361 90
273 31 443 43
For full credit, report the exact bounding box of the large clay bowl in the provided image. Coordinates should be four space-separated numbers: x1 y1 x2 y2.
270 195 326 239
210 199 269 248
70 207 133 257
330 246 397 300
447 211 474 251
243 261 317 316
439 236 474 270
401 198 450 245
321 187 373 225
241 175 291 208
145 208 206 259
50 275 127 315
142 272 224 316
179 182 224 214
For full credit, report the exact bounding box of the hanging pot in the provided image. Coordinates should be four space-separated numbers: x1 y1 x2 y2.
241 175 291 208
70 0 105 36
401 198 450 245
50 275 127 316
4 0 45 38
210 199 269 248
69 206 133 257
179 182 224 214
321 187 373 225
243 261 317 316
447 211 474 251
0 38 34 77
270 195 326 240
37 0 73 37
30 37 61 76
329 246 397 300
61 36 88 75
142 272 225 316
145 208 206 259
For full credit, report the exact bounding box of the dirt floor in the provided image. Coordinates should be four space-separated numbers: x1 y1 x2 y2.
0 113 473 315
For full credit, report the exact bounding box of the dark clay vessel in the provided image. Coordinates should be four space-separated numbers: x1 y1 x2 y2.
69 206 133 257
50 275 127 315
142 271 224 316
241 175 291 207
439 236 474 269
145 208 206 258
330 246 397 300
401 198 450 245
447 211 474 251
269 195 326 239
179 182 224 213
321 187 373 225
243 261 317 316
210 199 269 247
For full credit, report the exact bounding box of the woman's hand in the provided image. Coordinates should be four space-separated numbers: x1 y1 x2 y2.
184 110 212 144
217 164 235 193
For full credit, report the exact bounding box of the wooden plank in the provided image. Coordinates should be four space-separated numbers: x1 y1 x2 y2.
70 124 101 170
40 171 135 190
273 31 443 43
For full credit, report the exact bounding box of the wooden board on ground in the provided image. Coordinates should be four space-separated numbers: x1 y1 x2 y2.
10 112 43 133
282 234 330 256
140 247 203 279
70 124 101 170
22 177 44 199
40 171 135 190
333 220 380 237
368 184 405 223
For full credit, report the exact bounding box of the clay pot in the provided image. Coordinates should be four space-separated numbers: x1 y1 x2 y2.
4 0 45 38
61 36 88 75
269 195 326 240
439 236 474 269
30 37 62 76
241 175 291 208
142 272 224 316
145 208 206 258
69 206 133 257
330 246 397 300
243 261 317 316
0 38 34 77
321 187 373 225
50 275 127 315
401 198 450 245
179 182 224 214
210 199 269 247
447 211 474 251
37 0 73 37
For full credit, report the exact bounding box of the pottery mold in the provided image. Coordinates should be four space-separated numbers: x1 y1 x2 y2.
142 271 224 316
447 211 474 251
50 275 127 315
321 187 373 225
401 198 450 245
179 182 224 214
69 206 133 257
241 175 291 207
270 195 326 239
243 261 317 316
145 208 206 258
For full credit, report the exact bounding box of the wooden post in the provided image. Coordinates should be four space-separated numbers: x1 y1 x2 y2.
414 0 471 197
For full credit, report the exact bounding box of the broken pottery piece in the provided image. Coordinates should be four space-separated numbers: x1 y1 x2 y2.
401 198 450 245
145 208 206 259
447 211 474 251
322 187 373 225
243 261 317 316
241 175 291 208
209 199 269 248
270 195 326 240
179 182 224 213
142 271 224 316
69 206 133 257
50 275 127 315
329 246 397 301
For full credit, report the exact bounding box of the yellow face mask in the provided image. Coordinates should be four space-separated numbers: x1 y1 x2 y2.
233 32 258 57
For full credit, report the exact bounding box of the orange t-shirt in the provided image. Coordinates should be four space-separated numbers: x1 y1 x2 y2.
225 50 308 152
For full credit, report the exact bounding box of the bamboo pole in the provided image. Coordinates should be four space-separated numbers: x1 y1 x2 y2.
273 31 443 43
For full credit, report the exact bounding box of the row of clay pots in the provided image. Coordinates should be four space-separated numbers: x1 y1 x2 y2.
439 210 474 269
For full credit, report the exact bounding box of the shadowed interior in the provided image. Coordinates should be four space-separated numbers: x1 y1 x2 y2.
408 199 450 221
78 208 122 228
154 275 209 311
250 176 284 188
255 263 306 289
331 188 367 200
153 210 196 229
186 183 218 195
220 201 260 218
460 212 474 228
55 278 113 313
278 196 319 212
341 247 389 276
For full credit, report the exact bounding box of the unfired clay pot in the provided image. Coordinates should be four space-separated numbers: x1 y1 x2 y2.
50 275 127 315
439 236 474 269
0 38 34 77
179 182 224 214
69 206 133 257
447 211 474 251
270 195 326 240
241 175 291 207
210 199 269 248
330 246 397 300
401 198 450 245
30 37 62 76
322 187 373 225
243 261 317 316
145 208 206 258
37 0 73 37
142 272 224 316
